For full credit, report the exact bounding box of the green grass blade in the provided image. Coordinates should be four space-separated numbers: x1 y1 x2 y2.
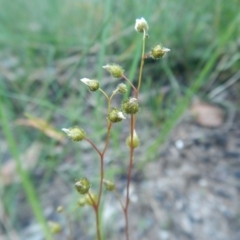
0 96 53 240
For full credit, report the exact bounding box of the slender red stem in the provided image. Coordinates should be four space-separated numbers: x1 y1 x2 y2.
122 74 138 96
123 115 135 240
87 193 101 240
84 122 112 240
84 138 102 156
102 123 112 156
122 30 146 240
95 210 101 240
97 123 112 206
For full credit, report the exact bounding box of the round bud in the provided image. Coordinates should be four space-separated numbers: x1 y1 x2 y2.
117 83 127 94
126 130 140 149
48 221 62 234
103 179 115 191
62 127 85 141
135 17 148 33
75 177 91 194
108 108 126 123
151 44 170 59
78 198 86 207
102 64 124 78
56 206 64 213
80 78 100 91
122 98 139 115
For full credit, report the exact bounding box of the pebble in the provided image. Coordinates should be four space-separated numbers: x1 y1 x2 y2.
159 230 170 240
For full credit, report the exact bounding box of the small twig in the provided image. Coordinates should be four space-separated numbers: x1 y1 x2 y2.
65 212 73 240
113 189 125 211
209 70 240 99
146 191 163 226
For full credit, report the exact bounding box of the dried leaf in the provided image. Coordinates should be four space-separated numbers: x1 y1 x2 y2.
190 101 225 127
16 114 65 143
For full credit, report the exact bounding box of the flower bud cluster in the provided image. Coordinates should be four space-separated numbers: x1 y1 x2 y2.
60 17 171 223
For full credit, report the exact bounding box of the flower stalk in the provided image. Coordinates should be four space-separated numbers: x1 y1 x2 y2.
60 16 170 240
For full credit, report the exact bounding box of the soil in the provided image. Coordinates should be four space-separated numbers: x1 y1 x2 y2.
129 117 240 240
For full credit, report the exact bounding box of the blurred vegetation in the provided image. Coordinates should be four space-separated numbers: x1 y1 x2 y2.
0 0 239 239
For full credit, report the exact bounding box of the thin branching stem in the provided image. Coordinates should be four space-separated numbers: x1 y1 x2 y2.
87 192 101 240
97 155 104 205
109 90 118 102
122 74 138 95
84 120 112 240
84 138 102 156
97 122 112 206
99 88 110 101
101 123 112 157
123 29 146 240
95 121 112 240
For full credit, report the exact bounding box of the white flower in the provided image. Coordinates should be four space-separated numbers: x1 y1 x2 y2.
80 78 93 86
102 65 109 70
135 17 148 33
163 47 170 52
117 111 126 120
62 128 70 134
80 78 99 91
129 98 137 105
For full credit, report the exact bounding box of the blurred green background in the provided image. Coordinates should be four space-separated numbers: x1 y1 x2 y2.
0 0 239 239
